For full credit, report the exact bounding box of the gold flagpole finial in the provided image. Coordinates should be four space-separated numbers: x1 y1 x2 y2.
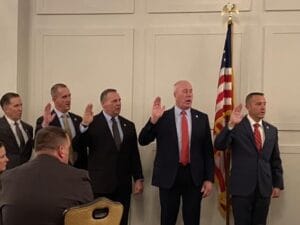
221 3 239 24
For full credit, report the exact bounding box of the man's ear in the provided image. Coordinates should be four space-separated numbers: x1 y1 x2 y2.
57 145 64 159
2 105 8 113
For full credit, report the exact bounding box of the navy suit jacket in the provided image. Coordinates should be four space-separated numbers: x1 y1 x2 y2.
214 116 284 197
138 107 214 189
35 111 87 169
0 117 33 169
75 112 144 194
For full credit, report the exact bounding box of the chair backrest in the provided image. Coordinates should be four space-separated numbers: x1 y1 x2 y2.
64 197 123 225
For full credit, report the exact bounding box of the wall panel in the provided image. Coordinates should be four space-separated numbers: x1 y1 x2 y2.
29 28 134 124
263 26 300 131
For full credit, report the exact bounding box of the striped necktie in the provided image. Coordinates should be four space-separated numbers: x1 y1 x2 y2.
253 123 262 151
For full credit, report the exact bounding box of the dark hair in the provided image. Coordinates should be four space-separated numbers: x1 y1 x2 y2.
35 126 68 152
0 92 20 109
50 83 68 98
100 89 117 103
245 92 264 105
0 141 4 148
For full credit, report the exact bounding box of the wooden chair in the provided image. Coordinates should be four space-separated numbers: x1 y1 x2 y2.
64 197 123 225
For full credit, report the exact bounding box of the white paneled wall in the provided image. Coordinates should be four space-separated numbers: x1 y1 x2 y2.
1 0 300 224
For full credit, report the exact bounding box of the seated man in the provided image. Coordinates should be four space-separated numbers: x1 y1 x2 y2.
0 126 93 225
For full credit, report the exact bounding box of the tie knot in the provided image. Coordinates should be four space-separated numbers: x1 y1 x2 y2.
14 122 19 126
111 117 116 122
254 123 260 128
62 113 69 119
181 111 186 116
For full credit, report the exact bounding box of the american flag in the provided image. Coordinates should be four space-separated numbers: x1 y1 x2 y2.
213 23 234 218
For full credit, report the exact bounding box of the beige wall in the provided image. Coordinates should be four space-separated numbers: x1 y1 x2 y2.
0 0 18 100
1 0 300 224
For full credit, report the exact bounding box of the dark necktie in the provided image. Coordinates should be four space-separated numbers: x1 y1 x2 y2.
180 111 189 165
62 114 75 164
15 122 25 150
111 117 121 150
253 123 262 151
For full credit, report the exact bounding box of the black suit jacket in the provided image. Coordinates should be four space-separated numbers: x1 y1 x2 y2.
138 107 214 189
0 154 93 225
35 111 87 169
0 117 33 169
214 116 284 197
75 112 144 194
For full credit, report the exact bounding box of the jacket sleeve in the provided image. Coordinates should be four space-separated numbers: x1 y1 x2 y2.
214 125 233 151
270 128 284 189
203 115 215 182
138 119 157 146
130 124 144 180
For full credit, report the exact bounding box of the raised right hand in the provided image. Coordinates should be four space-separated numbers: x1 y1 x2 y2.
150 97 165 124
228 103 243 127
42 102 55 127
82 104 94 126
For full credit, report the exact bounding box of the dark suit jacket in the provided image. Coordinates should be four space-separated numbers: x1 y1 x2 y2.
0 154 93 225
75 112 144 194
35 111 87 169
138 107 214 189
0 117 33 169
214 116 284 197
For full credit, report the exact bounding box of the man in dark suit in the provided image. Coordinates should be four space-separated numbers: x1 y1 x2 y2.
214 92 284 225
76 88 144 225
138 80 214 225
35 83 87 168
0 92 33 169
0 126 93 225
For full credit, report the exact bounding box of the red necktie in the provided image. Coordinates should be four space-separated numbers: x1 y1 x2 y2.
253 123 262 151
180 111 189 165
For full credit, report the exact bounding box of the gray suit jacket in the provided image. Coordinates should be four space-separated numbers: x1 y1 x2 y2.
0 154 93 225
214 116 284 197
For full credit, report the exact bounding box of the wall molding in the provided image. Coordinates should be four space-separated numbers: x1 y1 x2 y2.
147 0 252 13
265 0 300 11
36 0 135 14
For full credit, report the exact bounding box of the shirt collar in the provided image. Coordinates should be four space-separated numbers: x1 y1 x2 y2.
247 114 262 127
5 115 20 125
103 111 119 121
174 106 191 116
54 108 68 118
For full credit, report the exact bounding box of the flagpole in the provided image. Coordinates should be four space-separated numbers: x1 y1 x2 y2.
221 3 239 225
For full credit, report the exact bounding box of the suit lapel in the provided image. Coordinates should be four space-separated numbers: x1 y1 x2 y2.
262 121 270 150
190 109 200 143
1 117 21 150
169 108 179 152
241 117 257 151
99 112 120 150
119 117 128 147
69 113 80 134
50 111 62 128
20 121 31 140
